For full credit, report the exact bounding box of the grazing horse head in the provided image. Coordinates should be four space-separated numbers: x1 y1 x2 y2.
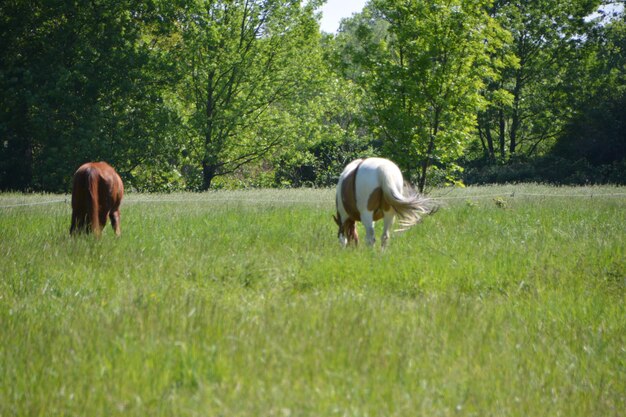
70 161 124 237
334 157 435 248
333 212 358 247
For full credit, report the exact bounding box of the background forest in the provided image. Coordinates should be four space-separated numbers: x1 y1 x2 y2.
1 0 624 192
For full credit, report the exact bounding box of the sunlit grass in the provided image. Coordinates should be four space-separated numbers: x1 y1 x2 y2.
1 185 624 416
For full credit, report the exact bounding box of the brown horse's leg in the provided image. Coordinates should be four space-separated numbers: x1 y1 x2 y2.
70 213 86 234
70 201 89 235
95 209 109 236
71 214 87 235
71 173 89 235
86 206 97 235
70 212 78 235
80 215 89 233
109 210 121 236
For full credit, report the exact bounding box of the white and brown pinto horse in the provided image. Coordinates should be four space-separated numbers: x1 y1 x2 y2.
334 157 434 248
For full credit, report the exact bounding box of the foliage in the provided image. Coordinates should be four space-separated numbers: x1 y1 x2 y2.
169 0 325 190
273 70 376 187
468 3 626 184
551 13 626 166
343 0 511 191
475 0 604 161
0 0 178 192
0 0 624 191
463 155 626 184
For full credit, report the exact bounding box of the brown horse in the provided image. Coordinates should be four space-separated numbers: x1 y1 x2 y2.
70 162 124 237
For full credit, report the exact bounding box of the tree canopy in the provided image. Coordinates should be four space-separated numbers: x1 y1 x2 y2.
1 0 624 191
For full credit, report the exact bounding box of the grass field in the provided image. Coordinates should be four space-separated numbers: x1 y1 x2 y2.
1 185 624 416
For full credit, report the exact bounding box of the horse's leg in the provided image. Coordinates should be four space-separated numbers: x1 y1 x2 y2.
110 210 121 236
70 211 78 235
96 210 108 237
361 211 376 246
381 211 395 249
74 212 87 234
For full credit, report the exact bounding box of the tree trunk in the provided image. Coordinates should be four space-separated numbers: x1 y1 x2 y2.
202 161 217 191
201 71 217 191
417 108 441 193
1 101 33 190
477 115 495 160
498 109 506 159
509 70 523 156
417 135 435 193
479 115 496 160
510 111 518 155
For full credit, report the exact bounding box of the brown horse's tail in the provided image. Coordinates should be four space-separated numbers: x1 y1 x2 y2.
380 168 437 231
86 166 101 235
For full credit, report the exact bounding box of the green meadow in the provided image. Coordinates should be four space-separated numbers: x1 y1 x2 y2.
1 185 624 416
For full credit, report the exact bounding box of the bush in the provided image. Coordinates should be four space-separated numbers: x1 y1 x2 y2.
274 136 374 188
463 156 626 185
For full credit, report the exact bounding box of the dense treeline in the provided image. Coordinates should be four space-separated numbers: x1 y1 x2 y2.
1 0 624 192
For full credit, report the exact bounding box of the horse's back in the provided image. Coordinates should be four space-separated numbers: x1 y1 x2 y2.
355 158 403 203
358 158 402 181
338 157 395 190
73 162 123 208
96 162 123 207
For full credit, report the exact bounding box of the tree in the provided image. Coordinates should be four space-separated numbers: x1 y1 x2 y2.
171 0 324 190
475 0 603 162
552 6 626 168
271 30 378 188
350 0 510 191
273 69 375 187
0 0 176 191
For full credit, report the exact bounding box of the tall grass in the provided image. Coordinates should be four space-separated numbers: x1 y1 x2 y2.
1 185 624 416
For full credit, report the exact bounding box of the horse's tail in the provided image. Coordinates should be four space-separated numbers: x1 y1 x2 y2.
380 167 436 231
70 170 86 235
86 167 101 236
